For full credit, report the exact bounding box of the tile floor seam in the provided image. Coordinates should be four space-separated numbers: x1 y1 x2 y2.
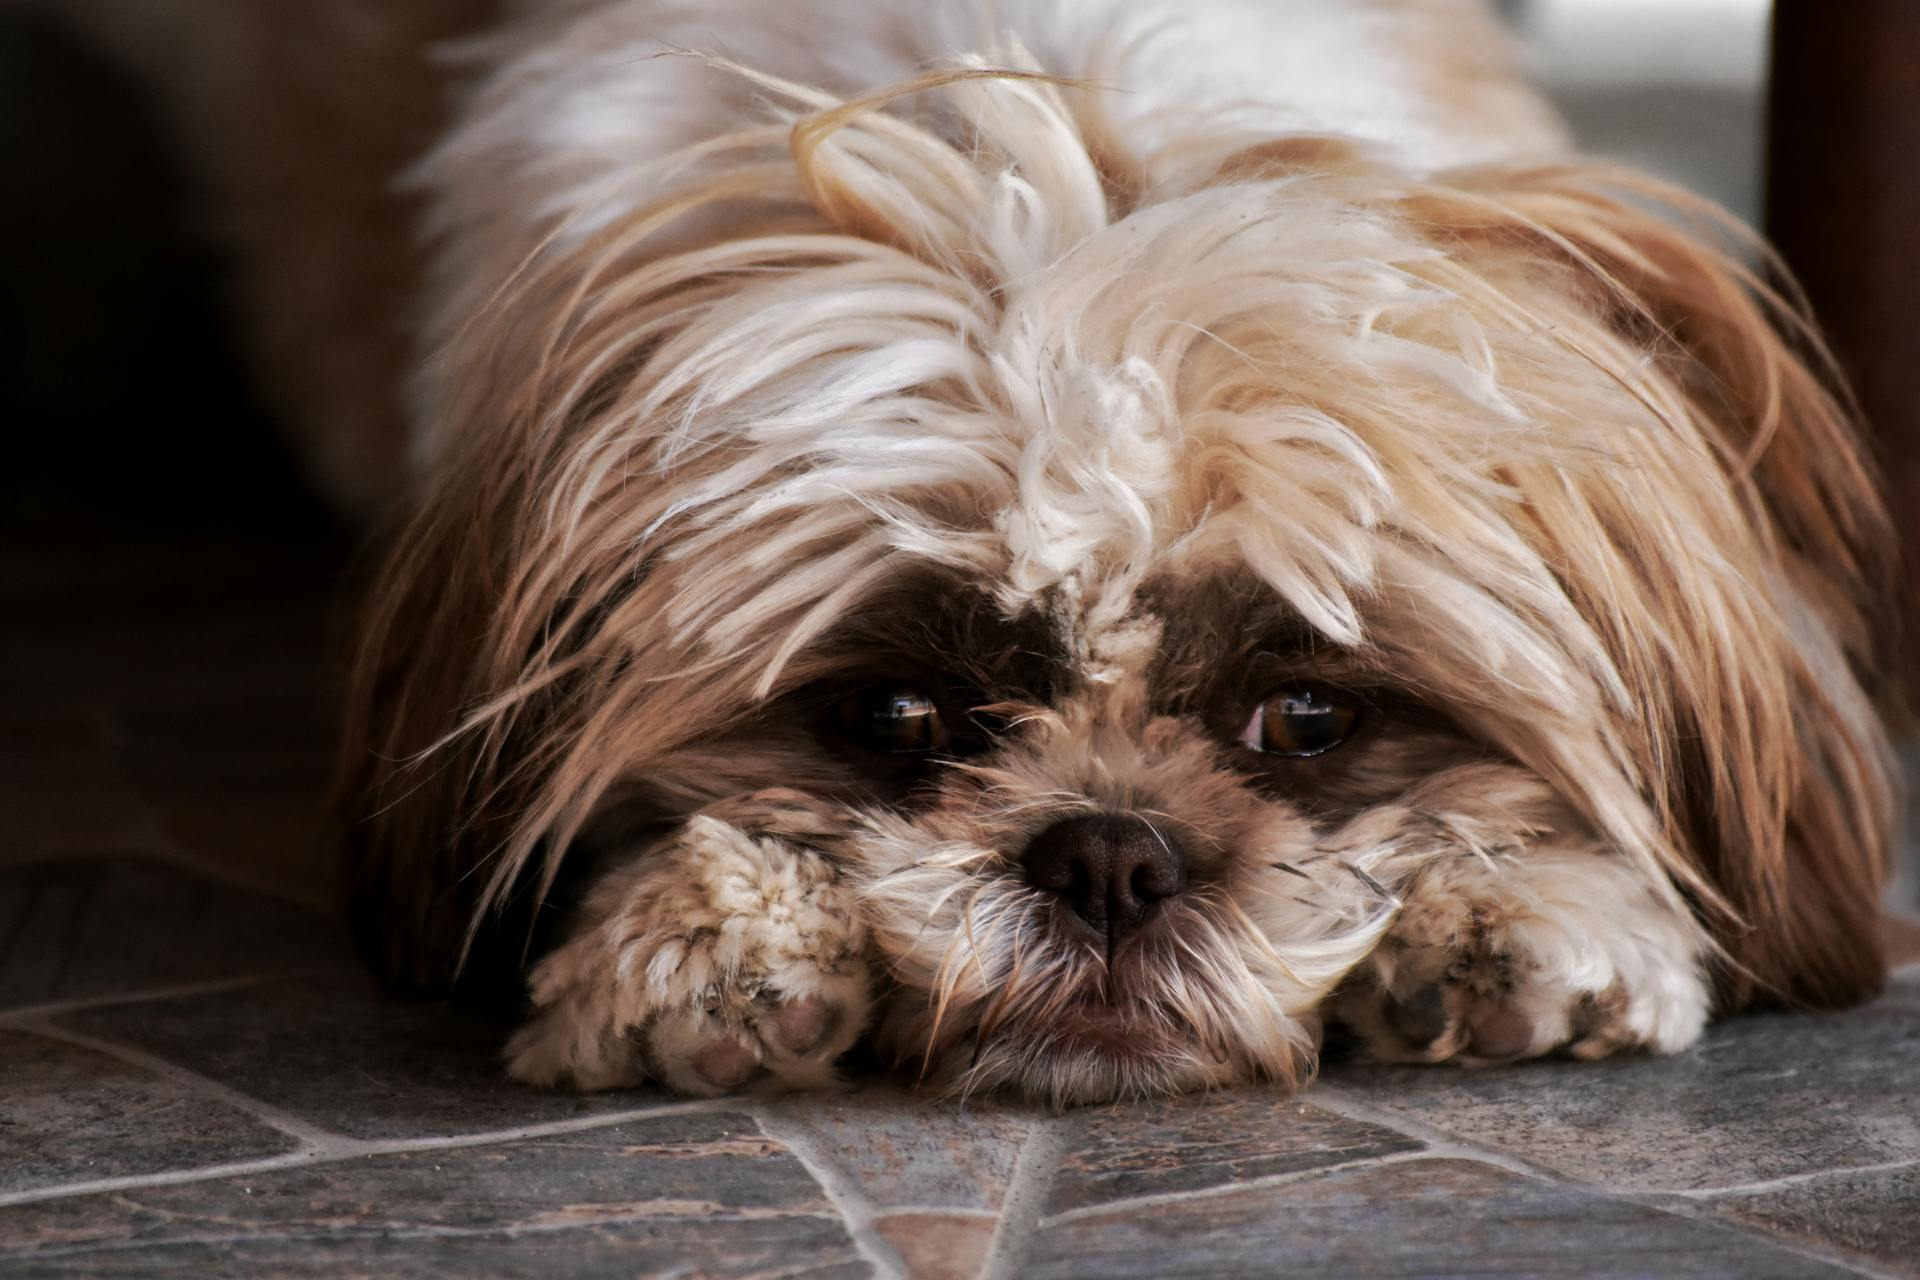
0 970 319 1026
17 1019 343 1150
749 1104 909 1280
289 1090 741 1159
1319 1083 1911 1280
0 1096 740 1213
1314 1079 1920 1206
0 1149 334 1212
1035 1145 1439 1227
1303 1085 1575 1186
978 1117 1069 1280
310 1095 740 1158
1659 1155 1920 1201
1610 1186 1905 1280
0 1205 857 1264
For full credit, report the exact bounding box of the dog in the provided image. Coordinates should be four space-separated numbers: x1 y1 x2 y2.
54 0 1896 1105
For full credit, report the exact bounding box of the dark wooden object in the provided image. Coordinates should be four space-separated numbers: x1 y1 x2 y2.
1767 2 1920 687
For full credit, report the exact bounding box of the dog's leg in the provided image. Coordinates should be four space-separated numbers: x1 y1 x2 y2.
1331 844 1712 1064
506 790 872 1095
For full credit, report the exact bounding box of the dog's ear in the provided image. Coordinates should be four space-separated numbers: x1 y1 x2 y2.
336 470 541 999
1404 164 1898 1010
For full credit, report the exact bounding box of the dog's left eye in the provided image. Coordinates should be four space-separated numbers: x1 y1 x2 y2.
833 685 952 754
1238 685 1359 757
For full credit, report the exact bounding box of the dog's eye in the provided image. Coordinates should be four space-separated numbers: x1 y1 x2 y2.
834 685 951 754
1238 685 1359 757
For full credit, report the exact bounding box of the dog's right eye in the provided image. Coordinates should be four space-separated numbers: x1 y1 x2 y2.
833 685 952 755
1237 684 1361 757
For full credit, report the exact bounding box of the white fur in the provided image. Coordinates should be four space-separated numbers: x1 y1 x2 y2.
410 0 1565 466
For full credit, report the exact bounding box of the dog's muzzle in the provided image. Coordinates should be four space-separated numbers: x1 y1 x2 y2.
1022 813 1189 950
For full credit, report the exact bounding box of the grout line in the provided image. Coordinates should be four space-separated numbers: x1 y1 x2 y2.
20 1019 344 1149
315 1096 738 1158
1304 1085 1571 1185
0 969 325 1027
751 1104 909 1280
0 1096 738 1211
1659 1155 1920 1202
1310 1085 1905 1280
1618 1188 1900 1280
1313 1082 1920 1208
1037 1147 1437 1227
0 1149 333 1212
978 1116 1069 1280
4 1205 860 1265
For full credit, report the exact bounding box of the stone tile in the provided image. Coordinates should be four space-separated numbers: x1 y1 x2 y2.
1706 1163 1920 1276
0 1112 869 1278
58 972 665 1140
1042 1091 1423 1216
0 858 347 1012
1022 1158 1858 1279
760 1083 1036 1212
0 1220 867 1280
874 1211 997 1280
1322 972 1920 1192
0 1029 298 1196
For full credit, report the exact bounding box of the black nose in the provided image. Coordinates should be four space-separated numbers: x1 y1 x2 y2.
1023 813 1189 946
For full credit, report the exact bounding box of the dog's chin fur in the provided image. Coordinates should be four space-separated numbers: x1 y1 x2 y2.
73 0 1893 1102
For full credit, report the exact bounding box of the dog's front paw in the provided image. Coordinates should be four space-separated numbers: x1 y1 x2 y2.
1331 851 1710 1065
506 793 871 1095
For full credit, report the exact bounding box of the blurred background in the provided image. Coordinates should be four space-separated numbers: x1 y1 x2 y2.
1507 0 1771 222
0 0 1913 916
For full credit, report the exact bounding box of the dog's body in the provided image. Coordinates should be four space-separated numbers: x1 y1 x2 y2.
61 0 1895 1103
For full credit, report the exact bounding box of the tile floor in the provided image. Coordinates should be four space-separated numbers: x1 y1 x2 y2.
3 505 1918 1278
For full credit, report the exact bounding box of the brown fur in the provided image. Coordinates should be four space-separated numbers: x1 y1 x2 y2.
52 0 1896 1100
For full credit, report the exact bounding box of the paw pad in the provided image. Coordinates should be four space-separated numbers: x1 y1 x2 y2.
764 993 836 1057
691 1035 763 1091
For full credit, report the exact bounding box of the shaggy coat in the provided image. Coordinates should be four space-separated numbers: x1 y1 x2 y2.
60 0 1896 1103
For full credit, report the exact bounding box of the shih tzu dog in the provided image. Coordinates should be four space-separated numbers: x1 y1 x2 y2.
60 0 1895 1105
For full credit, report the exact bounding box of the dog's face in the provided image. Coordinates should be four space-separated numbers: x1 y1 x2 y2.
581 146 1667 1098
718 566 1568 1101
351 69 1891 1101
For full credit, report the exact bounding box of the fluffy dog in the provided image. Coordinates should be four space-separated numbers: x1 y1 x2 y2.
60 0 1895 1104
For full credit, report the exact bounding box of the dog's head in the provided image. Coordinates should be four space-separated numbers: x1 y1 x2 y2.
346 65 1894 1102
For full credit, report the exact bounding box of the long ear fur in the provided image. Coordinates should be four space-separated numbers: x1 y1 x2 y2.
336 454 557 998
1402 164 1898 1009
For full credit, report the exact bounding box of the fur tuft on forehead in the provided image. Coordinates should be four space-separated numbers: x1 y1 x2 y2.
345 44 1889 1027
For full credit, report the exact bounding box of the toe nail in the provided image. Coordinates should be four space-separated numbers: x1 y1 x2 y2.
1385 985 1449 1048
692 1038 761 1089
769 994 835 1056
1468 1005 1534 1059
